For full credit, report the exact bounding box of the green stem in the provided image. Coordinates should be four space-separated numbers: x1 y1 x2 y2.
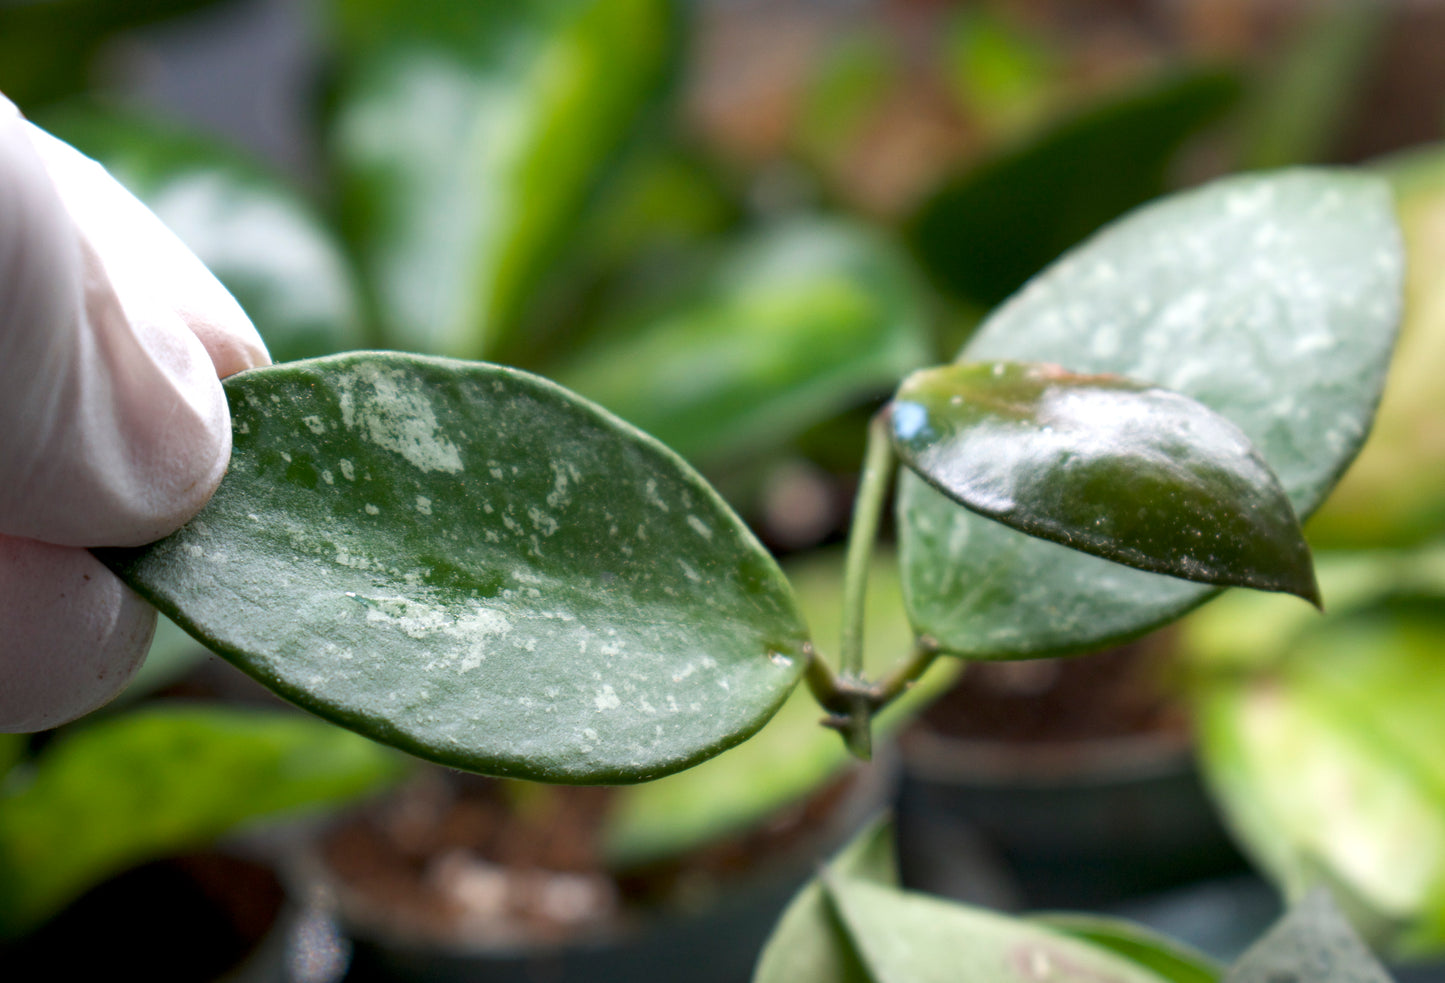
840 409 896 680
869 640 942 710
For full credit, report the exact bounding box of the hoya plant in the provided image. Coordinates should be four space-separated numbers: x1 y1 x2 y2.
0 1 1423 978
81 166 1400 977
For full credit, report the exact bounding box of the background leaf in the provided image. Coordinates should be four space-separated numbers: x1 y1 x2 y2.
329 0 678 359
907 70 1241 311
1036 914 1222 983
892 362 1317 603
0 706 405 937
1224 890 1394 983
99 353 809 784
0 0 227 108
555 217 932 465
825 876 1174 983
41 106 368 363
1191 591 1445 956
752 818 899 983
898 170 1402 659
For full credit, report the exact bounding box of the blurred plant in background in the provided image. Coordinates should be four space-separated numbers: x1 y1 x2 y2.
3 0 1445 979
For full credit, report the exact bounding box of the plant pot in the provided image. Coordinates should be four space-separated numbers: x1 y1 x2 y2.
290 751 898 983
0 848 291 982
895 637 1247 910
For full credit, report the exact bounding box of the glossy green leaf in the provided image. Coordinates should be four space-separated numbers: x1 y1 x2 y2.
1194 602 1445 956
604 548 958 867
825 876 1174 983
899 170 1402 659
41 107 368 363
1036 914 1222 983
554 218 932 464
908 70 1241 310
0 706 405 938
1309 144 1445 548
329 0 677 359
98 353 809 783
893 362 1318 603
1225 890 1394 983
752 818 898 983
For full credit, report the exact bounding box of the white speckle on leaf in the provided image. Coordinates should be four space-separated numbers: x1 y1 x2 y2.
416 496 433 515
337 363 462 474
303 415 327 435
594 685 621 711
322 470 334 485
644 478 669 512
677 560 702 583
686 515 713 540
365 504 380 515
339 460 356 481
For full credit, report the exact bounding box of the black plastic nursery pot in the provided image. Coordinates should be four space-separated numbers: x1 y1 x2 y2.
292 754 898 983
895 641 1247 911
0 848 292 982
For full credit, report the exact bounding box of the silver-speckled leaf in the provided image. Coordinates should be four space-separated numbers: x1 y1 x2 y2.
899 170 1402 658
98 353 809 784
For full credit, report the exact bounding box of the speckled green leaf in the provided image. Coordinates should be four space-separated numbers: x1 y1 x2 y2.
893 362 1318 603
329 0 677 359
1035 914 1221 983
1225 890 1393 983
42 106 368 363
0 706 405 938
555 218 932 464
97 353 808 784
824 876 1173 983
899 170 1402 658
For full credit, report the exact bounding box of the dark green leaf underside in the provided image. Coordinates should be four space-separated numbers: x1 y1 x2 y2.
98 353 808 783
893 362 1318 604
899 170 1402 658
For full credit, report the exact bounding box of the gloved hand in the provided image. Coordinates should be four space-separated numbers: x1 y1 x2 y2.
0 95 270 731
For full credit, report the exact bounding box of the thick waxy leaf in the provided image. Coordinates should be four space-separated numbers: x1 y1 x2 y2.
0 706 405 937
1194 599 1445 956
1309 145 1445 548
899 171 1402 658
605 548 958 867
825 876 1173 983
908 70 1241 310
42 107 369 363
893 362 1318 603
555 218 932 464
329 0 676 359
98 353 808 783
752 819 898 983
1225 890 1393 983
1036 914 1222 983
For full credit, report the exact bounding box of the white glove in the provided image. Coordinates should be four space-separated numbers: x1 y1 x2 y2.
0 95 270 731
